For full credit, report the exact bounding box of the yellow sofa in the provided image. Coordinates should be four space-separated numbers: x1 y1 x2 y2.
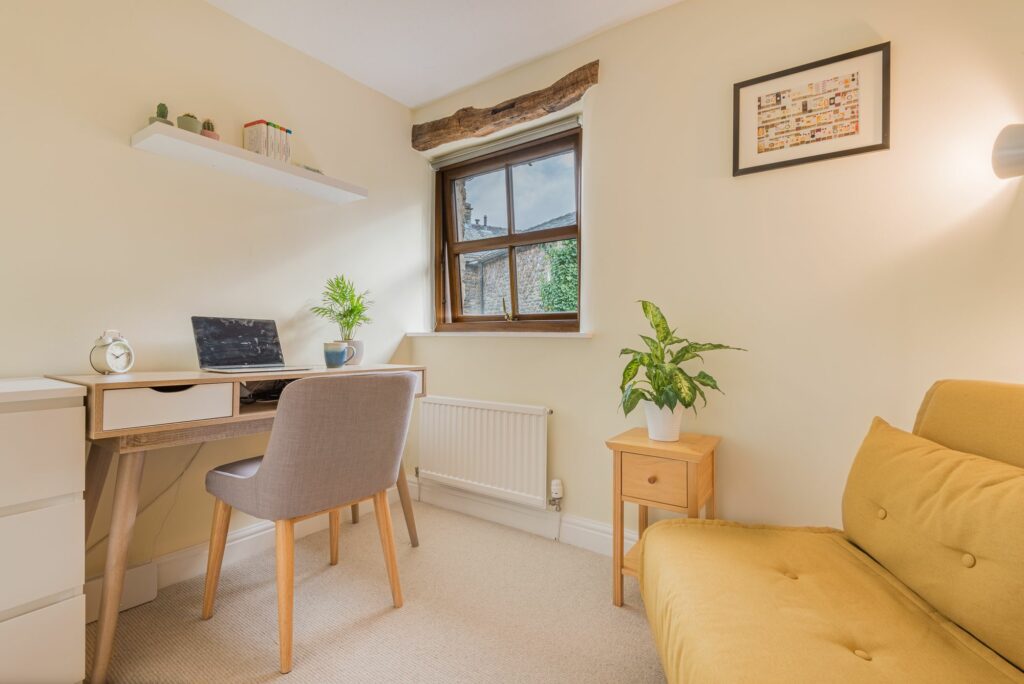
637 380 1024 683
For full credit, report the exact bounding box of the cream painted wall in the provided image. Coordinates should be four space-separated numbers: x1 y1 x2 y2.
407 0 1024 529
0 1 433 575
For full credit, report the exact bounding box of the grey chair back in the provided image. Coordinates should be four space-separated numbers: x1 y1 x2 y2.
250 372 417 520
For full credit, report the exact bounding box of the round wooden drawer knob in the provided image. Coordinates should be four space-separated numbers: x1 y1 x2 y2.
647 475 658 484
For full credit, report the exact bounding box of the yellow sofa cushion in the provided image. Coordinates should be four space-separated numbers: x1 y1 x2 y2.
843 418 1024 670
639 519 1023 684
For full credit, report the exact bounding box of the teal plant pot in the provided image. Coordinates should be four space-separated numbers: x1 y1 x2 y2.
323 342 355 369
176 115 202 134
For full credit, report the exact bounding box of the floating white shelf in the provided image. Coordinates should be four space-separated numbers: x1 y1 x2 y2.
130 123 368 205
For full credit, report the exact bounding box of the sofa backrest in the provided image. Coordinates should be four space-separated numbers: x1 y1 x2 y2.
914 379 1024 468
843 380 1024 670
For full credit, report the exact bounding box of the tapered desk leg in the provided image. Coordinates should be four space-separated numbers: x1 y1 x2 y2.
395 461 419 548
90 450 145 684
84 441 115 541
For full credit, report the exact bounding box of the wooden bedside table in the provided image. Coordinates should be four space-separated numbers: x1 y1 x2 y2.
606 428 720 606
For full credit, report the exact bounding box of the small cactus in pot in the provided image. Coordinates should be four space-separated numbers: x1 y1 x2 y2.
176 112 201 134
148 102 172 126
201 118 219 141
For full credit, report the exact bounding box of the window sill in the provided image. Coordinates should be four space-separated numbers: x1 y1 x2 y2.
406 331 593 339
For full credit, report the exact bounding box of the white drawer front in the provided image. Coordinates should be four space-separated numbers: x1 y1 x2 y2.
0 594 84 684
0 500 84 613
102 383 233 431
0 406 84 508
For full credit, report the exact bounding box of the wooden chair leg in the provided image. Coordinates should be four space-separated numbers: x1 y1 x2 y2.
373 491 403 608
351 503 360 524
329 508 341 565
395 464 419 547
202 499 232 619
275 520 295 674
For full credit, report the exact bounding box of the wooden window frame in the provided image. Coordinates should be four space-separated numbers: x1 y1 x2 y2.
434 128 581 332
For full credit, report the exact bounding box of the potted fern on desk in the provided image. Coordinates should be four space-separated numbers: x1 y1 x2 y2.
620 301 744 441
312 275 372 366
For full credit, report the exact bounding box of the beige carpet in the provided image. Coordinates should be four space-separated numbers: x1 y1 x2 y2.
88 502 664 683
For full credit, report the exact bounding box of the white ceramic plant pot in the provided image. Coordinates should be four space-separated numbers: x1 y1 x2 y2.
644 402 684 442
346 339 365 365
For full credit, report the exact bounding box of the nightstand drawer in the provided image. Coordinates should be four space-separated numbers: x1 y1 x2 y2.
621 452 686 505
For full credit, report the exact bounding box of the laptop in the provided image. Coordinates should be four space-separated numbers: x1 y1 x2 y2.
192 316 310 373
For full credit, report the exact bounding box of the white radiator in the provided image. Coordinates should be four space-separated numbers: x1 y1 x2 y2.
418 396 551 510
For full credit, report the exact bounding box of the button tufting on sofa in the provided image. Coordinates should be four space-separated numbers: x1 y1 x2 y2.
961 553 976 568
784 571 798 580
876 508 887 519
853 649 872 661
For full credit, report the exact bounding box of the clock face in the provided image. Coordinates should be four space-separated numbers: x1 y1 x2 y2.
106 341 134 373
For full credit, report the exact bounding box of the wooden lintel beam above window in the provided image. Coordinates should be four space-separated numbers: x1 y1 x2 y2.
411 61 599 152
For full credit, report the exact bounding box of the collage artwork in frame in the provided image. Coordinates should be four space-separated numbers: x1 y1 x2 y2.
733 42 890 175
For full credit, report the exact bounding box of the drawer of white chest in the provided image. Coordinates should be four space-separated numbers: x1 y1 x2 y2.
0 500 84 613
0 406 84 508
102 382 233 431
0 594 84 684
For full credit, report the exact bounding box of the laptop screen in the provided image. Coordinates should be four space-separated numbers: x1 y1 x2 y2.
192 317 285 368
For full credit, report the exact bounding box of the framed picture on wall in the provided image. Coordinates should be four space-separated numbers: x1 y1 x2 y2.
733 42 890 176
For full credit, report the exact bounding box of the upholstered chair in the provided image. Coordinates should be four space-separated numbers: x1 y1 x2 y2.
200 372 417 674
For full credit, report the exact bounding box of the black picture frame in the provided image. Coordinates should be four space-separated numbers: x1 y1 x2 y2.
732 42 890 176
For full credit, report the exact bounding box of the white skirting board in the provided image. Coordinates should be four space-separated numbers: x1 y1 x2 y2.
558 515 639 556
85 484 407 623
416 478 641 556
418 478 560 539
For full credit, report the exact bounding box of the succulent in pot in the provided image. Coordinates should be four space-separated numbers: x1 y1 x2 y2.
149 102 172 126
176 112 201 134
201 118 219 141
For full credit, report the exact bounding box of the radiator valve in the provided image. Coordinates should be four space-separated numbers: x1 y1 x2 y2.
549 478 564 512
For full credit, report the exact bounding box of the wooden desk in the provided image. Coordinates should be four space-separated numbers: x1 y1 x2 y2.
48 364 425 684
606 428 719 606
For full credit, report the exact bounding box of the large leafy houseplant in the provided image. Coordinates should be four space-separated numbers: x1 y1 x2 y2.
311 275 372 341
620 301 742 438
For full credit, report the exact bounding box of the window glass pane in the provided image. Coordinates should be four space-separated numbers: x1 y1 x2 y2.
453 169 508 241
515 239 578 314
459 248 511 316
511 150 576 233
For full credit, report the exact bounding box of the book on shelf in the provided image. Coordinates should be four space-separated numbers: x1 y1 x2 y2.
244 119 293 162
243 119 268 156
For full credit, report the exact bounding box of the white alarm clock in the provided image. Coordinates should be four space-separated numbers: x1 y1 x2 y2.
90 330 135 374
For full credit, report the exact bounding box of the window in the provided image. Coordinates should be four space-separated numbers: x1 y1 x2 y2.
434 129 581 332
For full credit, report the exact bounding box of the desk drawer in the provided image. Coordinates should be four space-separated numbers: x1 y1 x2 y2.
0 500 83 613
621 453 687 506
0 406 84 508
0 594 84 684
102 383 233 431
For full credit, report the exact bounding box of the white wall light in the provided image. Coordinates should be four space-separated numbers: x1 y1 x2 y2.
992 124 1024 178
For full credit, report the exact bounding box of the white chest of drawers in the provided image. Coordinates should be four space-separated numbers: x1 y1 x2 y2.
0 378 86 684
